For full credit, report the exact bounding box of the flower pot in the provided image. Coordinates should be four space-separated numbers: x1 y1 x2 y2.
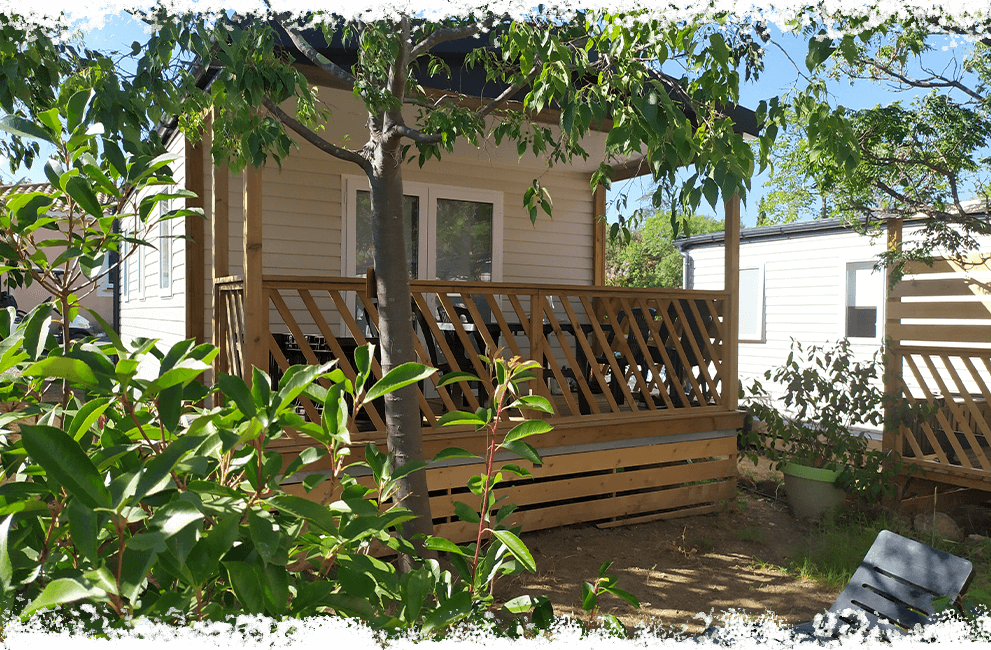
781 463 847 521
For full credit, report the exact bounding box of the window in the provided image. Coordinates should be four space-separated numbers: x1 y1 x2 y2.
845 261 882 339
739 266 764 342
343 177 503 334
159 200 172 297
344 178 502 282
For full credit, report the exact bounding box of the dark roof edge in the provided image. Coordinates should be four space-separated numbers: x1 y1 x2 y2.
673 215 931 251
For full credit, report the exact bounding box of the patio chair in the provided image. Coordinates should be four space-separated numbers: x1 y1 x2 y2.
699 529 973 643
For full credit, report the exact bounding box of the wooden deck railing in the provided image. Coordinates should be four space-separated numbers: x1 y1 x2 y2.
215 275 730 436
886 254 991 489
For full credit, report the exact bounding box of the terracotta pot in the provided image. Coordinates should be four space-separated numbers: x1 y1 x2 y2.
781 462 847 521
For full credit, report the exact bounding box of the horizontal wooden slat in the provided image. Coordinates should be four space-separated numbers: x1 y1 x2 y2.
888 300 991 321
433 480 735 542
889 324 991 344
902 256 991 275
890 278 991 299
429 457 737 518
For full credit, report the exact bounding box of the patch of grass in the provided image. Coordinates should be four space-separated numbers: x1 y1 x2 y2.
735 525 764 543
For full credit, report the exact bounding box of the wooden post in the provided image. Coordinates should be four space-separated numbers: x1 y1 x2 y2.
723 194 741 411
883 217 904 458
211 141 230 344
243 164 266 385
592 184 606 286
184 135 206 344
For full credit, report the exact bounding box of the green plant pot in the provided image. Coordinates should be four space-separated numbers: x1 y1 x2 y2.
781 463 848 521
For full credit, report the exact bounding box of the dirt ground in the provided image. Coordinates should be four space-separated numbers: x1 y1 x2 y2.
492 459 841 634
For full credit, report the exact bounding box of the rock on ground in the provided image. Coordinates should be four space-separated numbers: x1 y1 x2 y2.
913 512 964 543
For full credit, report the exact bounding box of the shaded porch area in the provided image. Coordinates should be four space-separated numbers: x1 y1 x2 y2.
215 275 744 540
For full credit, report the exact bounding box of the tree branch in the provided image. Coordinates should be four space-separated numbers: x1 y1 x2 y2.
409 16 498 59
262 97 371 172
924 17 991 48
475 60 542 120
857 58 985 104
279 20 357 90
392 124 442 144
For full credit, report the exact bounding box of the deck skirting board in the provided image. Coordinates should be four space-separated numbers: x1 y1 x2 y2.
281 428 739 541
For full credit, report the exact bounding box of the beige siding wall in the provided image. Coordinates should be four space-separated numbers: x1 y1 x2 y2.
119 132 189 350
203 86 598 340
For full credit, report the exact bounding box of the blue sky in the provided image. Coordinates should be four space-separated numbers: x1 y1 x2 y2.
6 13 972 227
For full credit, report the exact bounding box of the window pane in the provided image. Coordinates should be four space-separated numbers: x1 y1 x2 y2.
355 191 419 278
739 267 763 341
846 262 881 338
435 199 492 282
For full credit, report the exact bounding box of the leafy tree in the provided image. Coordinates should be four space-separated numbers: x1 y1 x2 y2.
29 9 780 557
755 113 840 225
782 12 991 270
606 211 722 288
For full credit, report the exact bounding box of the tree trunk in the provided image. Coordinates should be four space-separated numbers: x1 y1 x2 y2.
367 131 436 569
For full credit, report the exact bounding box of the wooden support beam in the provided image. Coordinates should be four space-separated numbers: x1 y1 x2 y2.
243 164 266 384
884 217 904 458
184 136 206 344
592 183 606 286
723 194 740 411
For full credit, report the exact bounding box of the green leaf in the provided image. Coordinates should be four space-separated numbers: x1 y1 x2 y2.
224 561 266 614
24 578 108 616
436 410 487 427
64 176 104 218
20 424 111 510
131 435 206 505
23 357 100 388
581 581 597 611
500 439 543 466
66 89 95 132
66 497 100 564
247 508 281 565
502 420 552 445
67 397 113 441
454 501 480 524
218 372 256 416
602 614 630 639
508 395 554 414
492 530 537 573
187 512 240 585
422 536 469 556
437 371 480 387
275 362 335 413
0 515 12 590
421 589 472 635
265 495 338 535
0 115 53 143
604 585 640 609
533 594 554 628
402 566 434 623
431 447 479 462
364 362 435 403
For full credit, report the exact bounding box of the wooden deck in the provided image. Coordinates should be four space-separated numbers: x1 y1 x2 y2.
215 274 744 540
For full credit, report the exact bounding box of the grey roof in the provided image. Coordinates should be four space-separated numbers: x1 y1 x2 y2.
674 216 925 251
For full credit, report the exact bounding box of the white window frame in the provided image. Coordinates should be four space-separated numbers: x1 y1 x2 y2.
342 176 504 282
738 264 765 343
136 222 145 301
121 225 130 303
159 199 173 298
342 176 505 336
842 260 883 342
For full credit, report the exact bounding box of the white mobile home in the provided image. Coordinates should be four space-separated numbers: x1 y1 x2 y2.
677 217 991 435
